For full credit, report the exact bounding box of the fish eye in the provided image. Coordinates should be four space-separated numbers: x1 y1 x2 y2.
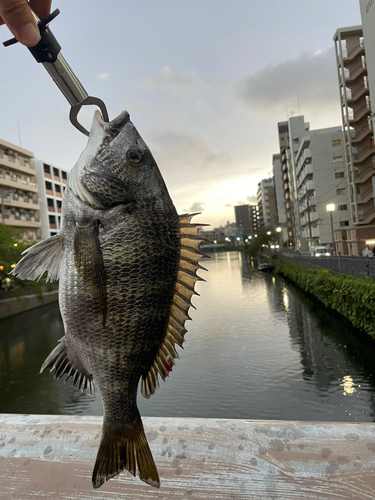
126 148 143 164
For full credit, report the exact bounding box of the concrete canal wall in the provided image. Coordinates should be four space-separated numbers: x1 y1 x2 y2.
0 414 375 499
0 289 58 320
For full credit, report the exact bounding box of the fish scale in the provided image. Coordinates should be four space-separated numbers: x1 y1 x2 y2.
11 109 207 489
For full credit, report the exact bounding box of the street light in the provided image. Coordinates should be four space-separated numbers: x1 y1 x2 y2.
267 231 271 235
276 227 282 233
326 203 336 255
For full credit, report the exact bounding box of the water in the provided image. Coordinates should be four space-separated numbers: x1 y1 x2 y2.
1 251 375 422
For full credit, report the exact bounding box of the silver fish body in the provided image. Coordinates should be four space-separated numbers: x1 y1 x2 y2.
12 111 206 489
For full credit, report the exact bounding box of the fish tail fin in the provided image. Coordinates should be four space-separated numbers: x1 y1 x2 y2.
92 415 160 489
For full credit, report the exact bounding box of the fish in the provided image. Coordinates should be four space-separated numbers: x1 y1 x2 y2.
11 110 207 489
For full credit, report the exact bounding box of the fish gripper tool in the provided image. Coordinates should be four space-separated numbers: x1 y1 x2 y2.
3 8 109 136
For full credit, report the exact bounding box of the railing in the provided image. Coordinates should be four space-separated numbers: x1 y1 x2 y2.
1 414 375 499
280 252 375 280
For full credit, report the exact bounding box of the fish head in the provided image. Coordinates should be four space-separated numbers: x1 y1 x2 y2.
68 110 170 210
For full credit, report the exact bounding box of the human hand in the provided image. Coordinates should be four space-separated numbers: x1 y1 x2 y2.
0 0 52 47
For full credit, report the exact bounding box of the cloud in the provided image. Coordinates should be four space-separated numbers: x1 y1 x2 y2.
236 48 339 117
236 195 257 206
96 73 110 80
188 202 205 213
246 195 257 204
154 65 204 94
153 131 232 173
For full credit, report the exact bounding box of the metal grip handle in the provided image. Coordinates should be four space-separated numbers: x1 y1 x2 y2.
3 8 109 136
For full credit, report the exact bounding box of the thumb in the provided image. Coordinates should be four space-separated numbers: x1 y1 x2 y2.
0 0 40 46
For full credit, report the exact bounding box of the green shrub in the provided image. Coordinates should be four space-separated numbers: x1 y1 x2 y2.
273 258 375 338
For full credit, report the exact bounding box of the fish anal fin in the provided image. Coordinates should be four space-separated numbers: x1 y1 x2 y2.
11 234 63 282
141 213 207 400
74 220 107 327
92 415 160 489
40 337 95 396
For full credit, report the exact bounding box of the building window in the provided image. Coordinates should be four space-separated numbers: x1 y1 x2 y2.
338 204 348 211
336 188 346 195
49 215 56 224
61 171 67 180
55 184 61 193
43 163 51 174
333 156 343 163
340 220 349 227
335 172 345 178
53 167 59 177
332 139 341 147
45 181 52 190
57 200 62 209
47 198 54 208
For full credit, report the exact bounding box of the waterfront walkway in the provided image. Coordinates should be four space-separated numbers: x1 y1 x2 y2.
0 414 374 499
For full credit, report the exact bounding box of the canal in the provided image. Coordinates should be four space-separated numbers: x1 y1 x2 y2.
0 251 375 422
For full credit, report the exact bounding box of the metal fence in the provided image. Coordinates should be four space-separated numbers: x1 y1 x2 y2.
279 252 375 281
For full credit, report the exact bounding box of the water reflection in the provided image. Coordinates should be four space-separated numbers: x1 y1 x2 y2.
0 251 375 422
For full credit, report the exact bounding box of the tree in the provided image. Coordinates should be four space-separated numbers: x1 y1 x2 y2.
0 224 37 290
245 227 279 258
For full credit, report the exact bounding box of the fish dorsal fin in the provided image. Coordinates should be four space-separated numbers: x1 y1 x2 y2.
10 233 63 282
140 213 209 399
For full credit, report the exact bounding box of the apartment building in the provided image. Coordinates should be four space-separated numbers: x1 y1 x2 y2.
34 160 68 239
257 177 276 228
277 116 311 249
295 127 350 251
334 26 374 228
0 139 41 240
234 204 258 237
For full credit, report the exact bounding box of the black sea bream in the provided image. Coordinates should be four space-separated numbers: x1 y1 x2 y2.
12 110 207 488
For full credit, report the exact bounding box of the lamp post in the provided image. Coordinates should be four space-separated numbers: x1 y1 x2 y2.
326 204 336 255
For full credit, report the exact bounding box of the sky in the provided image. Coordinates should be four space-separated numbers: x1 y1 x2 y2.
0 0 363 228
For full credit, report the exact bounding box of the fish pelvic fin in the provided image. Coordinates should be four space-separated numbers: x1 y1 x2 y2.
141 213 209 399
10 234 63 282
40 337 95 396
92 415 160 489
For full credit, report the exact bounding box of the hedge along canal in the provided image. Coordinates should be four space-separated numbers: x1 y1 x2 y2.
272 257 375 339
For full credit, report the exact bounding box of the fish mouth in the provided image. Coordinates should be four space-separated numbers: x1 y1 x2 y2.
94 110 131 142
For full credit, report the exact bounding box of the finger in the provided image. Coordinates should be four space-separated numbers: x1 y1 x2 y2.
29 0 52 22
0 0 40 46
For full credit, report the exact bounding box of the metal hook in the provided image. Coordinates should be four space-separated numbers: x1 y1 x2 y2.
70 97 109 137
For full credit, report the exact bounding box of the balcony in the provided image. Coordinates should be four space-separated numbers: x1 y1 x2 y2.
345 63 367 83
346 85 369 105
0 155 35 176
353 146 375 164
301 148 312 166
342 42 365 62
355 162 375 183
300 212 318 226
349 105 370 124
4 216 41 228
0 173 38 192
302 227 319 238
352 125 372 144
357 185 373 204
2 196 39 211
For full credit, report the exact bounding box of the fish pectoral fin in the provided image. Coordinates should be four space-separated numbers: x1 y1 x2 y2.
40 337 95 396
141 212 208 400
92 413 160 489
10 234 63 282
74 220 107 327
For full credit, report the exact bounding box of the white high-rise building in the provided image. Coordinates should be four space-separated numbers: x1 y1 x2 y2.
295 126 350 251
257 177 274 228
34 160 68 239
